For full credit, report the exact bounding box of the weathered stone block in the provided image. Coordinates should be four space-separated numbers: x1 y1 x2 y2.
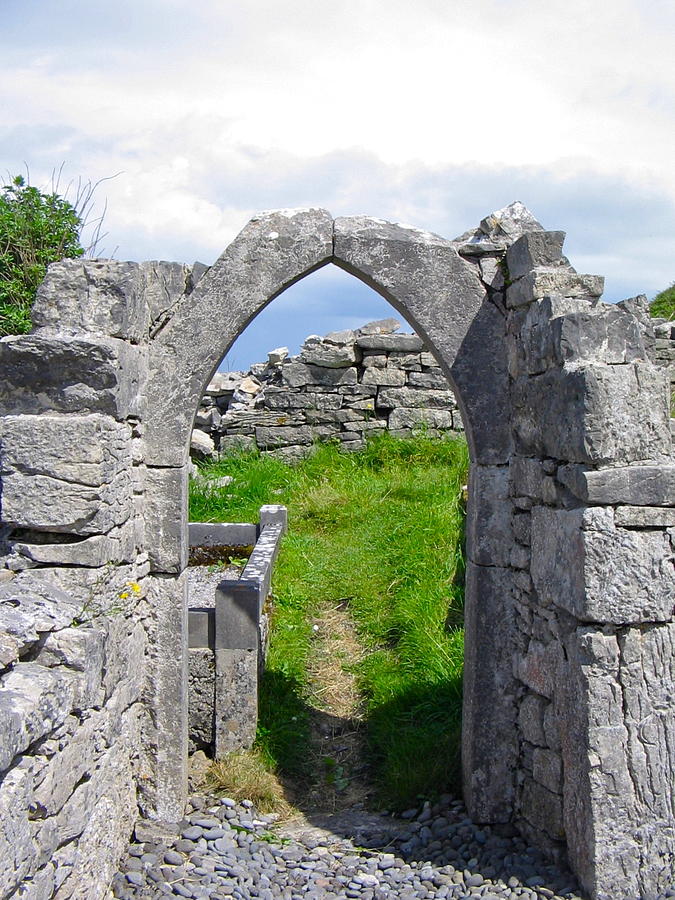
0 334 143 419
520 777 564 840
355 333 424 352
532 747 563 794
466 466 512 567
377 387 455 409
509 456 544 500
299 344 357 368
531 506 675 623
407 369 448 389
512 363 671 464
0 760 36 897
0 663 76 773
215 648 258 755
518 693 548 746
143 466 188 574
614 505 675 527
463 562 518 823
35 625 106 711
558 464 675 506
361 367 406 387
281 361 357 388
12 523 136 568
505 231 566 281
188 648 215 751
255 425 314 448
517 639 565 699
506 268 604 307
388 408 454 430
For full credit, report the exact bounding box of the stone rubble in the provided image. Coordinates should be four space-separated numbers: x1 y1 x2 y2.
112 793 597 900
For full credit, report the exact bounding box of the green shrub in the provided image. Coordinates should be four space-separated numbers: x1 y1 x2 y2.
650 283 675 320
0 174 86 337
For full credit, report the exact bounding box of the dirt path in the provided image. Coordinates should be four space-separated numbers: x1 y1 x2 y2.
287 598 375 817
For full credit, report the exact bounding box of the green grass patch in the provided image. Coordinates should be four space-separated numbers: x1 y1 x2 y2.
189 432 469 808
650 283 675 320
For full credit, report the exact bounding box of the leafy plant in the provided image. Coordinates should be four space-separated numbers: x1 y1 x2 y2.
0 168 112 337
650 283 675 320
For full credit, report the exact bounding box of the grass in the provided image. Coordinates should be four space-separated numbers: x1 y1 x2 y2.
201 748 294 816
190 432 469 810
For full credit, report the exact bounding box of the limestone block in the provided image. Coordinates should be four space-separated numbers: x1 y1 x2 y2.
0 759 36 897
388 408 454 430
407 369 448 389
558 464 675 506
0 574 82 662
377 387 455 410
300 343 357 368
0 334 143 419
386 351 421 370
143 466 188 574
551 303 646 367
505 231 566 281
518 693 548 746
0 663 76 773
49 738 137 900
509 456 544 500
361 353 387 368
0 414 132 485
190 428 216 458
281 361 357 388
214 648 258 755
264 392 342 411
35 626 106 711
506 268 604 308
561 624 675 899
420 352 437 367
255 425 313 448
512 363 671 464
466 466 512 567
517 639 565 699
140 572 188 821
531 506 675 624
1 469 133 536
462 562 518 823
532 747 563 794
514 295 645 376
478 256 505 289
11 523 136 568
614 505 675 527
520 777 564 840
355 333 424 352
33 258 191 342
189 648 215 751
357 317 401 335
361 367 406 387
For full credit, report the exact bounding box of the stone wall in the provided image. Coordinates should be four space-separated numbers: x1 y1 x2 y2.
192 318 462 461
0 204 673 900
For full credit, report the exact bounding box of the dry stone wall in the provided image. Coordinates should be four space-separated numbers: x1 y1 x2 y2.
192 318 462 460
0 203 673 900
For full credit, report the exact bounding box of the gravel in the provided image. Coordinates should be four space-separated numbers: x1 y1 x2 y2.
112 793 589 900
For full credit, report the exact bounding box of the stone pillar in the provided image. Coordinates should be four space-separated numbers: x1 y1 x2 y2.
505 230 675 899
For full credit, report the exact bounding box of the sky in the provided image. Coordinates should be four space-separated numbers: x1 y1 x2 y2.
2 0 674 370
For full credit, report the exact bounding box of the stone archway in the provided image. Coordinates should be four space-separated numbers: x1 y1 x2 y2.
0 204 672 900
143 208 518 828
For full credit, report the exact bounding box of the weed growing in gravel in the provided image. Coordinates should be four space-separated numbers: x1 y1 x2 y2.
189 433 469 810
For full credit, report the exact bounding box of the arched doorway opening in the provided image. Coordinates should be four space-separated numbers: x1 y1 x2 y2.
185 260 470 813
144 208 517 829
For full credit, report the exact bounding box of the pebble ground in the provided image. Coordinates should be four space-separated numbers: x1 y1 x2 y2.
110 792 605 900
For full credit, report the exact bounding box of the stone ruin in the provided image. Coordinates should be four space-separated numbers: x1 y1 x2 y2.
190 317 463 461
0 202 673 899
